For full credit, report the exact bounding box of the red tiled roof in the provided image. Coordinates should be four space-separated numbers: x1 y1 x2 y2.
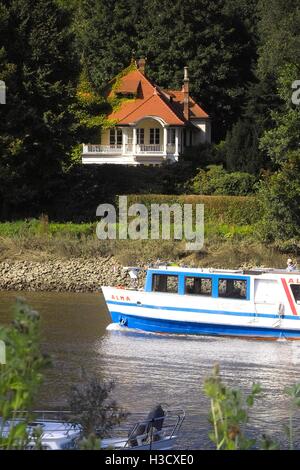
117 79 140 94
106 67 209 126
164 90 209 119
113 94 186 126
107 70 154 100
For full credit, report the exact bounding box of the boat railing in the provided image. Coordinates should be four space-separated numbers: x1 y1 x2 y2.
107 408 185 449
27 410 71 421
12 410 73 423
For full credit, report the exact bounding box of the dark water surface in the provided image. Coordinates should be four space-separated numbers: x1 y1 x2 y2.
1 291 300 449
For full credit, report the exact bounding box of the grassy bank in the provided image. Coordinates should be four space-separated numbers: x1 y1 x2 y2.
0 194 291 269
0 219 289 270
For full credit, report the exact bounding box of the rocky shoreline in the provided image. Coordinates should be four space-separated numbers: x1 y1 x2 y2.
0 257 146 292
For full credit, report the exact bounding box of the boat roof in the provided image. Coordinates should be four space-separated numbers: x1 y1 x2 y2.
147 266 300 278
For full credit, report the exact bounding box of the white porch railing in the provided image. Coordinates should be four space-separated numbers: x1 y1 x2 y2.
136 144 164 154
83 143 177 156
83 144 122 154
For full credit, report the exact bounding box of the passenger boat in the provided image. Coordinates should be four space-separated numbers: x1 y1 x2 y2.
0 406 184 450
102 265 300 340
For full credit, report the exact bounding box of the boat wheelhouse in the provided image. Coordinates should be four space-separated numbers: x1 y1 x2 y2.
102 266 300 340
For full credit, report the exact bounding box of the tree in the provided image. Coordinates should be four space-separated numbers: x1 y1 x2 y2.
0 0 78 219
138 0 258 140
258 65 300 243
77 0 142 89
257 0 300 79
223 59 282 174
225 119 261 173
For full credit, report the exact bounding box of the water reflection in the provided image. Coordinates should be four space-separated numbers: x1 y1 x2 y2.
1 291 300 449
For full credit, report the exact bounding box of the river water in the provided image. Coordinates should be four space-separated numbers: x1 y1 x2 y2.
1 291 300 449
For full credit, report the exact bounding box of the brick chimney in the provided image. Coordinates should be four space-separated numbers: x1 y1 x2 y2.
136 58 146 74
183 66 189 120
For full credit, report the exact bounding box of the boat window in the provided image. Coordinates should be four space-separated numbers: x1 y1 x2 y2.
290 284 300 304
152 274 178 293
185 277 212 296
218 278 247 299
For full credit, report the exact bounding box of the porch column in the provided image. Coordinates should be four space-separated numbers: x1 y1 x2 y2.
163 127 167 157
175 128 179 157
122 128 127 155
133 127 137 155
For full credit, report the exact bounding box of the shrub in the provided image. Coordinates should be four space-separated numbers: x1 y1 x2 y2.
183 143 226 166
0 299 49 449
126 193 261 225
257 161 300 244
204 364 261 450
68 377 127 439
188 165 257 196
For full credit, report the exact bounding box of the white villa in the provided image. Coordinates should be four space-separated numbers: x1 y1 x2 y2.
82 59 211 166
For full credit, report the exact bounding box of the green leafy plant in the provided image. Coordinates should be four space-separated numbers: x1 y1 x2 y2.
0 299 50 449
203 364 261 450
68 376 128 447
284 382 300 450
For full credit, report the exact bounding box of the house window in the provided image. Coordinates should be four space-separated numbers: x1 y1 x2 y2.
218 278 247 299
136 128 144 144
167 129 176 145
185 277 212 296
150 128 160 145
117 129 122 145
110 129 122 146
152 274 178 293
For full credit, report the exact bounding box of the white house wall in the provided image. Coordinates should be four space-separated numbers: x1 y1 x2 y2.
191 119 211 144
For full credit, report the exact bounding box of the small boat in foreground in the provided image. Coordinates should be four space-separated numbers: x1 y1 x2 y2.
101 406 185 450
0 406 184 450
0 411 81 450
102 265 300 340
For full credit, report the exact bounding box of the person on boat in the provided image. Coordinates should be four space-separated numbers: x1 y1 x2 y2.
127 405 165 447
286 258 297 272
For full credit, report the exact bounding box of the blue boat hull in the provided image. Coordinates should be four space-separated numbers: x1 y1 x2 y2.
110 311 300 340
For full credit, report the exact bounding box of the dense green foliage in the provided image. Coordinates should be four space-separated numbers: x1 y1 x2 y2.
126 194 261 225
204 365 300 450
76 0 257 140
0 299 49 449
204 365 261 450
255 1 300 244
0 0 299 245
188 165 257 196
0 0 78 217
